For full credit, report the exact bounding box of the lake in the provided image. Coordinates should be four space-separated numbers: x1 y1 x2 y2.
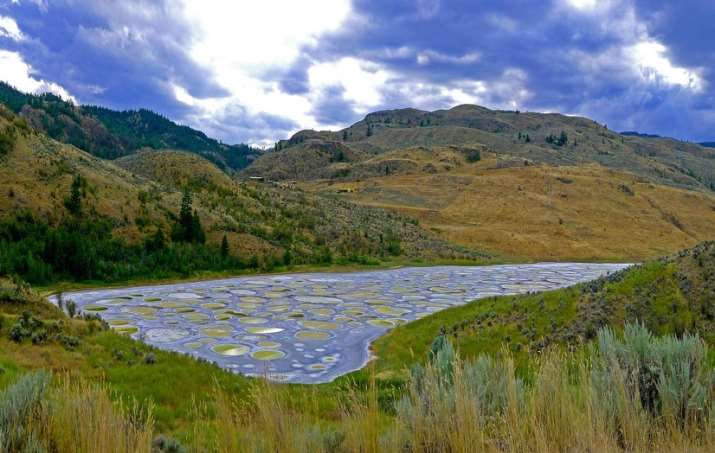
51 263 630 383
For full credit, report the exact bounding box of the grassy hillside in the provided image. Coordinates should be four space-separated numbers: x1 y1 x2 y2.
0 107 484 285
249 104 715 191
301 148 715 261
369 240 715 378
0 82 261 171
1 242 714 451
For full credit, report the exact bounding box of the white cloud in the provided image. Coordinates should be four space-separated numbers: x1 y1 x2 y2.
0 15 23 41
416 50 480 66
0 50 76 102
629 40 704 91
167 0 352 142
308 57 391 113
565 0 600 10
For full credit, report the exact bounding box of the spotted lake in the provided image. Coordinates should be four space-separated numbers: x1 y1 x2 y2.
52 263 629 384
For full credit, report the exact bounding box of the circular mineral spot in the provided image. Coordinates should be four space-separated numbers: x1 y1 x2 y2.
159 301 185 308
295 330 331 341
230 289 256 296
145 328 189 343
310 308 335 317
201 302 226 310
252 350 286 360
367 319 395 328
175 307 196 313
201 326 234 337
215 313 232 321
246 327 284 334
128 306 158 316
83 305 107 312
213 344 249 356
256 341 281 348
183 312 210 323
107 319 131 326
307 363 326 370
241 296 266 304
366 299 390 306
299 320 339 330
144 297 162 302
295 296 343 305
374 306 410 316
184 341 204 350
238 317 269 325
169 292 202 299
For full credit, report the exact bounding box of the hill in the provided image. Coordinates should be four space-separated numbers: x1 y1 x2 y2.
0 106 483 284
300 147 715 261
245 104 715 261
0 82 261 171
370 240 715 378
247 104 715 191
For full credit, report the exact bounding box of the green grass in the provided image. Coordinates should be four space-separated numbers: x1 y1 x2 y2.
367 246 715 378
3 241 715 448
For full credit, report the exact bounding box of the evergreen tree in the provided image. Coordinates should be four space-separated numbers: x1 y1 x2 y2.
191 210 205 244
221 234 229 258
179 189 193 237
558 131 568 146
65 175 83 215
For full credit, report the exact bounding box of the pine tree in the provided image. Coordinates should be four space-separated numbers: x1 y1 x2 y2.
65 175 83 215
179 189 193 236
191 210 205 244
221 234 229 258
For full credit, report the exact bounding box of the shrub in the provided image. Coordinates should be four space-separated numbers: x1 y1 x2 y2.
152 435 187 453
465 148 481 163
0 371 50 452
0 127 15 156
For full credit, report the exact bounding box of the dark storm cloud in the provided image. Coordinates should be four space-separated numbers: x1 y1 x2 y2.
1 0 713 143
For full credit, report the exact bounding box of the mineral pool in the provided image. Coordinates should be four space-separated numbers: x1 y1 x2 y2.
51 263 629 383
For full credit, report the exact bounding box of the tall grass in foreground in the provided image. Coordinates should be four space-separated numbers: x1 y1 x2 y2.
195 324 714 453
0 373 154 453
2 323 713 452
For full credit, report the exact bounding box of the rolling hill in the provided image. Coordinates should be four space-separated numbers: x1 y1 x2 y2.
247 104 715 191
0 104 482 285
247 104 715 261
0 82 261 172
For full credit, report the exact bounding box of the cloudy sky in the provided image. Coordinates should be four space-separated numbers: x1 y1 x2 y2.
0 0 713 145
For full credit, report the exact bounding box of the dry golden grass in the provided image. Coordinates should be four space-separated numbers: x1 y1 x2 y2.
304 152 715 261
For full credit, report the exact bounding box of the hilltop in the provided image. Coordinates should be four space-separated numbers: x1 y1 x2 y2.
247 104 715 191
0 82 261 172
246 104 715 261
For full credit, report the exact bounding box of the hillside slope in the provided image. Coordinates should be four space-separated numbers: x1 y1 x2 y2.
0 106 483 284
371 240 715 378
301 148 715 261
0 82 261 171
247 104 715 191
